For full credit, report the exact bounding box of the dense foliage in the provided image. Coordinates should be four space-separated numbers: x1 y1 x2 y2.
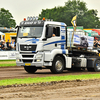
0 8 16 28
39 0 100 28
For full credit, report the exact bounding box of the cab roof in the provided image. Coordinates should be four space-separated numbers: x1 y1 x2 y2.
20 20 66 27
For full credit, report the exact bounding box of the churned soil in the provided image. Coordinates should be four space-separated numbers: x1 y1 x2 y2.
0 66 100 99
0 79 100 100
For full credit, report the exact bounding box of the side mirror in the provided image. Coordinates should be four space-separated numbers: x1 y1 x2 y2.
15 26 18 29
47 26 53 38
15 26 21 29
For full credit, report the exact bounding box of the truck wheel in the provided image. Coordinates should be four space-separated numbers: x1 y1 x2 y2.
24 66 37 73
94 59 100 72
87 59 100 72
50 56 64 74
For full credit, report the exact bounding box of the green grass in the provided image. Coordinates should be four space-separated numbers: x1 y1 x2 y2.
1 73 100 86
0 63 16 67
0 60 16 67
0 60 16 62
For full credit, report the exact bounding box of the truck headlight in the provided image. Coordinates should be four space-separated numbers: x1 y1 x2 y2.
17 59 20 62
35 54 43 59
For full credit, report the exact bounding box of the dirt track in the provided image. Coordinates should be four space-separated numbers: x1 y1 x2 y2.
0 66 100 100
0 66 100 80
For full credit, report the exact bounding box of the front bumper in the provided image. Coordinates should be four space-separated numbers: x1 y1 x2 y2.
16 61 43 67
16 52 52 67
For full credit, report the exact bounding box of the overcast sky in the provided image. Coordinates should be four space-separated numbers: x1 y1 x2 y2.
0 0 100 25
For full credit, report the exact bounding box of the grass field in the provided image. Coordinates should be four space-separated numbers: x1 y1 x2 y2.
0 60 16 67
0 73 100 86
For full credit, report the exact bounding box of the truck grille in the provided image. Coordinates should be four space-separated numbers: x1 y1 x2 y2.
22 60 33 63
22 55 34 58
20 45 37 51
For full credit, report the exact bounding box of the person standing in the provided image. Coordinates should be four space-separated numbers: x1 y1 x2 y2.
4 40 7 50
10 39 15 51
6 39 11 50
0 39 2 51
94 40 98 49
98 40 100 49
1 41 6 51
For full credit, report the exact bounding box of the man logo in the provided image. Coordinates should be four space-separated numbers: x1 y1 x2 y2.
24 46 32 50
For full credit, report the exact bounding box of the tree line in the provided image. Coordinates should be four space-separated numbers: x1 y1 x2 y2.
39 0 100 28
0 0 100 28
0 8 16 28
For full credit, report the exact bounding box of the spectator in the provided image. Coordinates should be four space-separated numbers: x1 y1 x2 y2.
10 39 15 51
4 40 7 49
1 41 6 51
0 39 1 50
93 40 98 49
6 39 11 50
98 40 100 49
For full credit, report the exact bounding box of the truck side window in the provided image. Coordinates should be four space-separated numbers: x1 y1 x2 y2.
56 27 60 36
53 27 60 36
46 27 48 37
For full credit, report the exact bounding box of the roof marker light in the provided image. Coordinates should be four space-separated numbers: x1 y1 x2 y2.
43 17 45 21
24 18 26 21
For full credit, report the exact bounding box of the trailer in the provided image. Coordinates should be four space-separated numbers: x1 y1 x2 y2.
15 17 100 74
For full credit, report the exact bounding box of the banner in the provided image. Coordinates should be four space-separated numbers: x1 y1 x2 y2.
0 51 16 60
73 34 94 49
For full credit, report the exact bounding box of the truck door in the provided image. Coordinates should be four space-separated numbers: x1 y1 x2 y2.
43 25 61 51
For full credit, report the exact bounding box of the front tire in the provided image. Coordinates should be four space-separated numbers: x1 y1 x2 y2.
24 66 37 73
50 56 64 74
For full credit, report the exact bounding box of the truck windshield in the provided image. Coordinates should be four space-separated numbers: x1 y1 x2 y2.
18 26 43 38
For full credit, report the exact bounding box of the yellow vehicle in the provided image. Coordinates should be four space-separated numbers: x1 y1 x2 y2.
0 27 17 43
4 32 17 43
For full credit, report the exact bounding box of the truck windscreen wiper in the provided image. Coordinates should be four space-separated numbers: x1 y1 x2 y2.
19 36 38 38
19 36 28 38
32 36 37 38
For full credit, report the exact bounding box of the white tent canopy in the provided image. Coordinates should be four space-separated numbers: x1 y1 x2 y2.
0 31 5 35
